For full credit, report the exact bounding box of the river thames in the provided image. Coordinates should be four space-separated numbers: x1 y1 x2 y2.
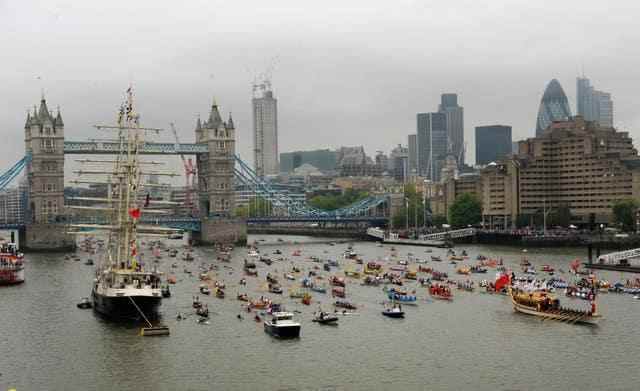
1 235 639 391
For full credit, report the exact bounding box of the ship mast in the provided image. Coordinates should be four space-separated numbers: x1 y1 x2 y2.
112 87 141 269
67 87 180 269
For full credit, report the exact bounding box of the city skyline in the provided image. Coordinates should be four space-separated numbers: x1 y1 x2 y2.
2 1 640 170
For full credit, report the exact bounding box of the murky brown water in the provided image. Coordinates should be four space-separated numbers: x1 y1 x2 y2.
1 235 639 390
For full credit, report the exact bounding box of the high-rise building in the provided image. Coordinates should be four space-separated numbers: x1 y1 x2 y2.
535 79 572 137
252 83 278 177
417 112 448 182
438 93 464 165
577 76 614 128
408 134 417 174
279 149 337 174
595 91 613 128
475 125 512 165
389 145 409 182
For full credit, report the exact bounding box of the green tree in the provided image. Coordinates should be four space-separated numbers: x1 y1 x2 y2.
515 214 530 228
612 198 639 232
308 189 369 211
234 205 248 218
242 197 273 217
448 193 482 228
390 184 429 229
431 215 448 227
549 203 572 227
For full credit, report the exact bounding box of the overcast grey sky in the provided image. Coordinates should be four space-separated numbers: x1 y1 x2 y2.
1 0 639 173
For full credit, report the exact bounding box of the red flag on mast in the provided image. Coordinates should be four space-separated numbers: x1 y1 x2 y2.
128 208 141 219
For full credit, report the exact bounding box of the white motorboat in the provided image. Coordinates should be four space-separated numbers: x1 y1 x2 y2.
264 312 301 338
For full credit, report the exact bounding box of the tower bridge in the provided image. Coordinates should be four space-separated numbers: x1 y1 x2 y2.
1 95 390 250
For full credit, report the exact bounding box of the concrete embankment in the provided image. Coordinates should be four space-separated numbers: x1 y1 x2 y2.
459 231 640 250
247 226 369 240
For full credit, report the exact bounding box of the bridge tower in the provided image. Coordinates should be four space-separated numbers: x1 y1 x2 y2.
23 95 73 250
194 99 246 245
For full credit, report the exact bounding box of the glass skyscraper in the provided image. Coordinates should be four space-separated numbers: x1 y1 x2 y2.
438 93 464 165
475 125 512 165
417 112 447 181
577 76 613 128
535 79 572 137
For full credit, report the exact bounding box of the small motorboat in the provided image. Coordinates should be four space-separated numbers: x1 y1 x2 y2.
457 266 471 275
329 276 346 287
431 256 442 262
199 285 211 295
269 284 283 294
161 285 171 298
382 305 405 318
215 288 225 299
237 293 249 301
167 275 177 284
84 259 94 265
76 297 92 309
302 293 312 305
311 284 327 294
289 289 305 299
334 300 357 310
312 311 339 325
196 305 209 318
192 297 202 309
331 287 346 298
245 267 258 277
470 266 488 274
264 312 301 338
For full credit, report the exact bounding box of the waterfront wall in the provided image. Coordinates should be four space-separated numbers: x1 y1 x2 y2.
248 225 369 239
196 218 247 246
23 224 75 252
462 231 640 250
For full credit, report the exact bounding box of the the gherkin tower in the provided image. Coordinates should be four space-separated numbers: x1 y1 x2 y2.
535 79 572 137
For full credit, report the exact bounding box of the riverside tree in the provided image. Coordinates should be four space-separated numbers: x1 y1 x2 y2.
612 198 639 232
448 193 482 228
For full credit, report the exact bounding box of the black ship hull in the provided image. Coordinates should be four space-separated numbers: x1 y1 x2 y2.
264 323 301 338
92 288 161 321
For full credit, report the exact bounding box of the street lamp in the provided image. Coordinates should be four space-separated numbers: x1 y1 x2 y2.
405 197 409 233
423 179 430 232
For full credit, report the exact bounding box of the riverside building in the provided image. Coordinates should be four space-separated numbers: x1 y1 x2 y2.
439 117 640 227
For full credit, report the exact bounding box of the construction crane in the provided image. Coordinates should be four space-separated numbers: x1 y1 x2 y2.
169 122 198 216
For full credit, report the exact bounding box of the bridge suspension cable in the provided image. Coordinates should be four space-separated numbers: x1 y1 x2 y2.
0 154 31 191
234 155 387 218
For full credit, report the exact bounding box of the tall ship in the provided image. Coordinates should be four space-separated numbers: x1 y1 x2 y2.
69 88 177 321
0 243 25 285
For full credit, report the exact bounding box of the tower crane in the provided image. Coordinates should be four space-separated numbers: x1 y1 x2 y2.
169 122 198 216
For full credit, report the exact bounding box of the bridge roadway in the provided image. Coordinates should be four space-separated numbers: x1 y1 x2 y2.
2 215 386 233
